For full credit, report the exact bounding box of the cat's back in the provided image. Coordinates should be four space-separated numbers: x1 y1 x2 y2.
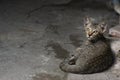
79 40 110 57
76 40 114 73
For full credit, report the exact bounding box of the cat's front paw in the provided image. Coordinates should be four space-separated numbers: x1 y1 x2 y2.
59 59 69 70
68 55 76 65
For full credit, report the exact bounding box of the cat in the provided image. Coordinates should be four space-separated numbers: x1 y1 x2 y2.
59 17 115 74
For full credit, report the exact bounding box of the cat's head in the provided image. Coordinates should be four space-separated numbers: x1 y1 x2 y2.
84 17 107 41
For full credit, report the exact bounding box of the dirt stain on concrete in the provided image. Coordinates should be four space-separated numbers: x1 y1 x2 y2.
19 28 37 33
45 24 59 35
69 34 83 47
32 73 62 80
45 41 69 59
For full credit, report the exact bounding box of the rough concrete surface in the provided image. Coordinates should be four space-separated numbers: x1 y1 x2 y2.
0 0 120 80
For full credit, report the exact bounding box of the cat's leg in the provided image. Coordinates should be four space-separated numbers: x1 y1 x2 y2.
68 55 77 65
68 48 82 65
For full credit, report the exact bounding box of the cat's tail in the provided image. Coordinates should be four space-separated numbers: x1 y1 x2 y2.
59 60 88 74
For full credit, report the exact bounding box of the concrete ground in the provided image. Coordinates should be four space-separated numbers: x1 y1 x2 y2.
0 0 120 80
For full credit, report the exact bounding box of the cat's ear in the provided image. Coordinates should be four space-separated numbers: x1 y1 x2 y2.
83 16 92 27
98 22 107 33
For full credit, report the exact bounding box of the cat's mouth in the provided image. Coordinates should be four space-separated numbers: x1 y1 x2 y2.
87 33 93 39
87 31 95 39
87 34 96 41
89 31 96 37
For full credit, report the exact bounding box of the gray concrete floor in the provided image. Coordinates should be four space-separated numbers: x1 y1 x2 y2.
0 0 120 80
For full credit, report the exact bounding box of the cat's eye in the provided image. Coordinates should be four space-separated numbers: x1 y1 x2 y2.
84 23 88 26
93 30 96 33
93 30 97 33
86 28 90 30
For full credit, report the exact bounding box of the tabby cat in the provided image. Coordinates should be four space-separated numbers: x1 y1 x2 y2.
59 17 115 74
